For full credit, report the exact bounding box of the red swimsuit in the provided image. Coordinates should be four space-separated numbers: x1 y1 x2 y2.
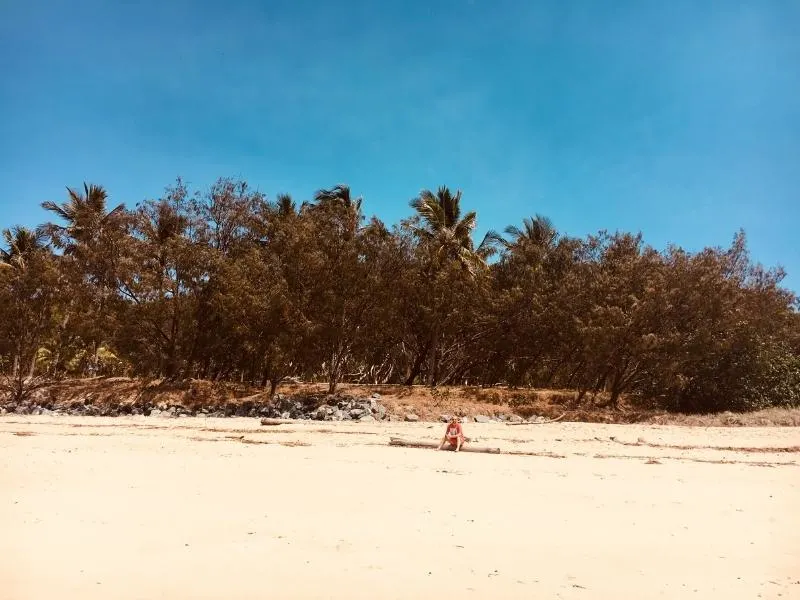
446 422 463 445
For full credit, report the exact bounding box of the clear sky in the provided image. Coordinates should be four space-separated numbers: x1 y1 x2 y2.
1 0 798 291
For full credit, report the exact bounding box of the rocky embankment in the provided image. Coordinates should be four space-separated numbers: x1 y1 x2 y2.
0 391 385 420
0 389 543 423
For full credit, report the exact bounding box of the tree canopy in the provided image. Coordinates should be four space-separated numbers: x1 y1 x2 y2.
2 177 798 412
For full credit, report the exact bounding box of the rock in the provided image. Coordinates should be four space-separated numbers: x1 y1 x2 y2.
439 414 452 423
315 406 331 420
404 413 420 422
150 409 163 417
0 407 6 415
474 415 492 423
375 405 386 420
359 415 376 423
508 414 524 423
30 407 43 416
350 408 365 419
333 409 344 421
280 411 291 420
371 392 381 399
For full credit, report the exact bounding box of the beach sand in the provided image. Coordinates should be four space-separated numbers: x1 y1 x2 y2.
1 415 798 599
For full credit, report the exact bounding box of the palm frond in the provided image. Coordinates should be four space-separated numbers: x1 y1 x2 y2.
451 212 477 249
41 200 73 223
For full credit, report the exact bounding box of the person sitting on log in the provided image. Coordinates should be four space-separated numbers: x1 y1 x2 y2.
438 416 466 452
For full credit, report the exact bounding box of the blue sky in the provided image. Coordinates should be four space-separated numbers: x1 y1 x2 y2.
1 0 798 291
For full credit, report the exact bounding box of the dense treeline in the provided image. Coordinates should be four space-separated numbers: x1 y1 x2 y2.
1 178 798 412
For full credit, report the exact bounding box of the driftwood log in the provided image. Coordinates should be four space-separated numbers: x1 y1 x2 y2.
260 418 293 426
389 437 501 454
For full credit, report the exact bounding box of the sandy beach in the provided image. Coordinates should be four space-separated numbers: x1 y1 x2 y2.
1 415 798 599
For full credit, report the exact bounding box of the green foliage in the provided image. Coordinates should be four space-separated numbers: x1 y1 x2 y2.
1 179 798 413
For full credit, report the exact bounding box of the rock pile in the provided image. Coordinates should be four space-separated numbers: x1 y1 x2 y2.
0 391 391 422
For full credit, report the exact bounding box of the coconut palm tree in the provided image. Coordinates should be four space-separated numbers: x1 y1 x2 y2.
311 184 363 238
40 183 126 376
487 214 558 253
1 227 46 271
407 186 493 385
409 186 493 275
275 193 296 218
313 184 362 212
41 183 125 253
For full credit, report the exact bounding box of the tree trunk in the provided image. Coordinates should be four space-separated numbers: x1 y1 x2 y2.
269 377 281 399
28 352 37 380
404 343 429 386
608 369 624 409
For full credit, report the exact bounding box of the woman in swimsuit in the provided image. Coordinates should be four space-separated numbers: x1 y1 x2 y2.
438 416 466 452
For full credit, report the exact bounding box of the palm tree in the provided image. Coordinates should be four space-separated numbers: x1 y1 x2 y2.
409 186 493 275
408 186 493 386
313 184 362 213
275 193 296 218
487 214 557 253
41 183 125 252
40 183 125 376
311 184 363 237
1 227 46 271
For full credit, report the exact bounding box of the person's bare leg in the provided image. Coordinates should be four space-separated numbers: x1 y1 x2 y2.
455 436 463 452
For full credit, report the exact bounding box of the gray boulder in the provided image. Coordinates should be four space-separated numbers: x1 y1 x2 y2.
349 408 365 419
404 413 420 422
474 415 492 423
359 415 376 423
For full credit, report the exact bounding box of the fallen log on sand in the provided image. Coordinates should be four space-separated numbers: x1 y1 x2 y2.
260 418 293 426
389 437 501 454
506 413 567 426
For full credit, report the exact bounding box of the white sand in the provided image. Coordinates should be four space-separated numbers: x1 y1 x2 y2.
1 415 799 599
